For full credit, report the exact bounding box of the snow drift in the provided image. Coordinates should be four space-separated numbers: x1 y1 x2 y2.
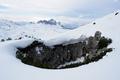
0 11 120 80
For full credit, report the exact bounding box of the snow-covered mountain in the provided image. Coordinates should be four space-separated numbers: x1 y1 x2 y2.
58 18 92 29
0 11 120 80
0 19 69 40
45 11 120 46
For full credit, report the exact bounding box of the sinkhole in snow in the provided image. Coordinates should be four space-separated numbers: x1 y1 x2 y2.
16 31 113 69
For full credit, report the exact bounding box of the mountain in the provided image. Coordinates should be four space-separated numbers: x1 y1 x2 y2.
45 11 120 46
55 17 92 29
0 11 120 80
37 18 90 29
0 19 69 40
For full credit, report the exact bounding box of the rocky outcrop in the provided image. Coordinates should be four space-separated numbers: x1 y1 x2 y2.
16 31 112 69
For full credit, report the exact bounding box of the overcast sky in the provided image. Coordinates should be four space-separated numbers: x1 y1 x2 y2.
0 0 120 20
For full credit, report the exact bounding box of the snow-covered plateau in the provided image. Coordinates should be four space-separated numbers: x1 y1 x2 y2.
0 11 120 80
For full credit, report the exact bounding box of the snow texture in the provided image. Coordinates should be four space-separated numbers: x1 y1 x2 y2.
0 11 120 80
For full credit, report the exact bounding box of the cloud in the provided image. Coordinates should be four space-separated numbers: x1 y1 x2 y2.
0 0 120 19
113 0 120 2
0 4 9 10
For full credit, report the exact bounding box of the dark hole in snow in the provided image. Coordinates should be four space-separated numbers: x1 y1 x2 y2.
16 31 113 69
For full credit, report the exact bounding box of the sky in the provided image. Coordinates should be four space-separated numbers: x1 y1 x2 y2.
0 0 120 21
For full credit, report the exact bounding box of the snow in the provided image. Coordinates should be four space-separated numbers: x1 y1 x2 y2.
35 47 42 54
44 35 86 46
0 11 120 80
45 11 120 46
56 17 92 29
0 19 69 40
57 57 85 69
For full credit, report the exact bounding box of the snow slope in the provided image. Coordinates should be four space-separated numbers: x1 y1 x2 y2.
0 19 69 40
0 11 120 80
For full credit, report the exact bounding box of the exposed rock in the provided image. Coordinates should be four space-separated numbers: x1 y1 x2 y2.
115 12 119 16
93 22 96 25
16 31 113 69
37 19 57 25
94 31 101 41
1 39 5 42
